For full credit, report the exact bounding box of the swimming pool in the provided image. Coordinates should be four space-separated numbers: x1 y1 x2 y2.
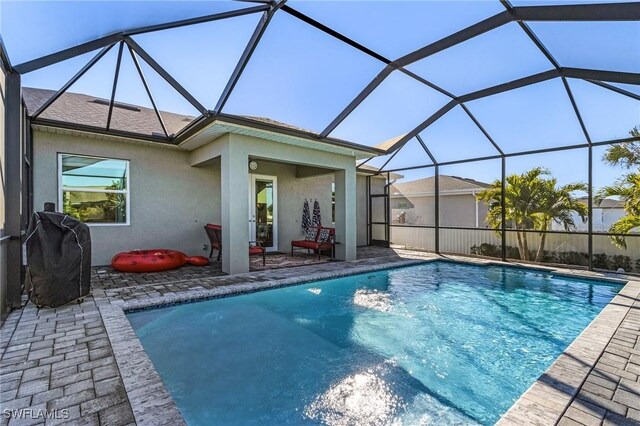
127 261 622 425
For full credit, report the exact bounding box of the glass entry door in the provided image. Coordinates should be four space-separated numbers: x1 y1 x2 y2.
250 175 278 252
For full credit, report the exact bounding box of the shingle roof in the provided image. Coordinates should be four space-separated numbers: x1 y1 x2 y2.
579 196 624 208
390 175 490 195
23 87 331 140
374 134 406 151
23 87 195 137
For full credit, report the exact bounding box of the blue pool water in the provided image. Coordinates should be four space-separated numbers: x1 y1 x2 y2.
128 262 622 425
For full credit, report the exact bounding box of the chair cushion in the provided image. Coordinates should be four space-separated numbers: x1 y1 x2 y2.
292 240 319 249
304 227 318 241
317 228 331 243
249 246 264 255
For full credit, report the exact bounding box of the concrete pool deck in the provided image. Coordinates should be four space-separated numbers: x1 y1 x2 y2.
1 248 639 425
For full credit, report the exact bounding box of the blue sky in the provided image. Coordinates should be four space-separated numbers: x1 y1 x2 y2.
1 0 638 190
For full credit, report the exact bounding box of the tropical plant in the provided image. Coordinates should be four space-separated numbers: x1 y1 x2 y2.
477 167 587 262
534 178 588 261
602 127 640 168
597 126 640 248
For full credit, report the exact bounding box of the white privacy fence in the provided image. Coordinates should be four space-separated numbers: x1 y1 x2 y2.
389 226 640 272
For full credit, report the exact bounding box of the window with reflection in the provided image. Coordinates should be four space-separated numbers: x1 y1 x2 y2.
59 154 129 224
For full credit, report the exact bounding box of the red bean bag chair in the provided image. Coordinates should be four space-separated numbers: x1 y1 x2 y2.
111 249 209 273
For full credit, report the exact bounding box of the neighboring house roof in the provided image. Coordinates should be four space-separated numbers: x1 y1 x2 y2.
390 175 490 196
356 163 403 179
578 196 625 209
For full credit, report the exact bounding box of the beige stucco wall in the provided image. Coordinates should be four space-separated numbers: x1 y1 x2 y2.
191 132 358 272
391 193 489 228
32 130 219 265
32 127 372 269
0 61 7 316
245 159 334 252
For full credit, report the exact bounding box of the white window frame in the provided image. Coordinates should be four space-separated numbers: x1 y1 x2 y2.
57 153 131 226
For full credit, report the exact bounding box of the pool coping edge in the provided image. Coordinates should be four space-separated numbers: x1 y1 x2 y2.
496 277 640 426
99 256 431 425
94 254 636 426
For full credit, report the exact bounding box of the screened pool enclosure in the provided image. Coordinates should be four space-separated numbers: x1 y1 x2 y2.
2 0 639 308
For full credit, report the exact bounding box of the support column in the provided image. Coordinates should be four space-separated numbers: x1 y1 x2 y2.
5 72 22 308
588 146 593 270
220 141 249 274
334 167 356 261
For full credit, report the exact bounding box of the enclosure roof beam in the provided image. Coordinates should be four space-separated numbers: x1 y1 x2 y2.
381 135 640 173
385 101 458 153
14 34 124 74
127 44 169 138
124 37 207 115
13 5 269 74
215 1 283 114
320 65 395 138
394 11 512 68
459 104 504 156
459 69 559 102
415 134 438 165
31 44 116 119
562 77 592 145
356 157 375 169
382 63 639 157
123 4 270 37
586 80 640 101
172 113 218 144
561 68 640 85
0 35 14 72
378 147 401 171
282 5 455 138
281 5 391 64
511 2 640 22
105 42 124 131
502 1 593 145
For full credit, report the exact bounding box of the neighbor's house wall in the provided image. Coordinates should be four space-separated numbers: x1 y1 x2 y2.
0 60 7 317
32 130 219 265
391 193 489 228
553 208 625 233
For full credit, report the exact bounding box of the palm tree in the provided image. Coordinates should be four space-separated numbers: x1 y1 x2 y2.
478 167 547 260
602 127 640 168
534 179 588 261
597 127 640 248
477 167 587 261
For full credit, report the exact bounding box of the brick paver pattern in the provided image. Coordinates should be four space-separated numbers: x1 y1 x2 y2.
559 296 640 426
1 247 639 425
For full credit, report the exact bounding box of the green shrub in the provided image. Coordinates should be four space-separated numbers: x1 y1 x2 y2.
470 243 501 258
592 254 609 270
610 255 633 272
467 244 637 272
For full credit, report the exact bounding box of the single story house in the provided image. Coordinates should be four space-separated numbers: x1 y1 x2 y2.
22 87 388 274
389 175 491 228
551 196 626 233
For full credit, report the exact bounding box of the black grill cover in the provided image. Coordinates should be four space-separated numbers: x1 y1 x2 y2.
25 211 92 308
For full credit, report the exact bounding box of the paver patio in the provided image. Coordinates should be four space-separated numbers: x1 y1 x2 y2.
1 249 639 425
